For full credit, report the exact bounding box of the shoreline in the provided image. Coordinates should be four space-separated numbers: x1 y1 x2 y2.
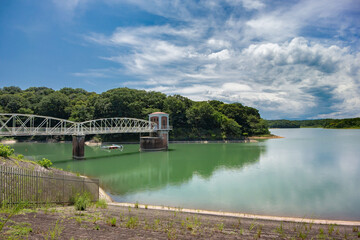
99 187 359 226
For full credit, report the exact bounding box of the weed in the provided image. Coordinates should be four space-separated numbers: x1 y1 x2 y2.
0 201 28 232
236 218 241 228
309 220 314 230
154 219 160 230
45 219 64 240
186 216 202 231
92 216 101 224
74 192 91 211
145 204 148 209
38 158 53 168
126 216 138 229
275 222 284 235
357 231 360 238
95 199 107 209
128 206 131 214
298 231 307 240
335 228 340 235
119 212 125 222
144 219 151 230
239 228 244 235
249 221 256 231
217 223 224 232
328 224 335 235
256 228 262 238
5 222 32 238
110 217 116 227
166 228 177 240
134 201 139 208
75 217 82 224
353 226 359 232
0 144 14 157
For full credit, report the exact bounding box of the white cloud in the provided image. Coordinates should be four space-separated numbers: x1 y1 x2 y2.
208 49 231 60
81 0 360 119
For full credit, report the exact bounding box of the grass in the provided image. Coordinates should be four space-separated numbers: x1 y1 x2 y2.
126 216 139 229
109 217 117 227
275 222 284 235
0 201 28 233
249 220 256 231
216 222 224 232
328 224 335 235
44 219 64 240
95 199 107 209
4 222 33 239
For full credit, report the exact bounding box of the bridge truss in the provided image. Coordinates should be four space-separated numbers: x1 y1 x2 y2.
0 114 158 136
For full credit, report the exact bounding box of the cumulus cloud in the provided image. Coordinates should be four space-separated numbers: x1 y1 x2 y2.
78 0 360 119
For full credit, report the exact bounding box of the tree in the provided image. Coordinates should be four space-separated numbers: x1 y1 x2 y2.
37 92 70 119
186 102 220 130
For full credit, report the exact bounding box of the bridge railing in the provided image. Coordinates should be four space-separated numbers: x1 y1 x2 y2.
0 114 159 136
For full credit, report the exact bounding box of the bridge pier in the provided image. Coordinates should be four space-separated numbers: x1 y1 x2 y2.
72 135 85 160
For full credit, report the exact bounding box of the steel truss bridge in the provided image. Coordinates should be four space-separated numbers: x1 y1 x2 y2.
0 114 161 137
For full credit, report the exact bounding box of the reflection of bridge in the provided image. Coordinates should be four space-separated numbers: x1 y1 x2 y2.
0 113 171 159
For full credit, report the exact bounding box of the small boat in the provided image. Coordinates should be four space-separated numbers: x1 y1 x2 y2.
101 144 124 151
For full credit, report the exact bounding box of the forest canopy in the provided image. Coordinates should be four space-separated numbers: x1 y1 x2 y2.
267 118 360 129
0 86 270 140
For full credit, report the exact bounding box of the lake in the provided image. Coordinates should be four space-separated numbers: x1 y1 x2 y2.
9 128 360 220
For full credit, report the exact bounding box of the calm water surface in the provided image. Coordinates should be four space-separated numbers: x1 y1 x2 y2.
10 128 360 220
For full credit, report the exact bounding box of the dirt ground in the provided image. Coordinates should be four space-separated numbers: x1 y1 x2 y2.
1 204 359 240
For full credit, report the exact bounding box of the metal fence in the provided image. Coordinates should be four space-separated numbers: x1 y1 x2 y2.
0 166 99 205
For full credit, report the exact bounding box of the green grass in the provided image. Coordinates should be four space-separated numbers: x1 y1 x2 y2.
95 199 107 209
44 219 64 240
216 223 224 232
126 216 139 229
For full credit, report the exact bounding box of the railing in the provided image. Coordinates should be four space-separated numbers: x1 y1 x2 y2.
0 166 99 205
0 114 159 136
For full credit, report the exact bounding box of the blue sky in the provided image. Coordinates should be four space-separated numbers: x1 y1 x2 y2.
0 0 359 119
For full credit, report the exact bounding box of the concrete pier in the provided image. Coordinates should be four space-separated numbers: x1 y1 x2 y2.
72 135 85 159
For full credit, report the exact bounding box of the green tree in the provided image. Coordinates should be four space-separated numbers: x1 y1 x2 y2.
37 92 70 119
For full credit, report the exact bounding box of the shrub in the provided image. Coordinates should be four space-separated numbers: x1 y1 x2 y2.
37 158 53 168
0 144 14 158
74 192 91 211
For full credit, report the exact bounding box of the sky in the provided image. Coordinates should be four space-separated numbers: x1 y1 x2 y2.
0 0 359 119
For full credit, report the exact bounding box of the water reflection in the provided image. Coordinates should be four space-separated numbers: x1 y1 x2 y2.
64 143 265 195
11 142 265 196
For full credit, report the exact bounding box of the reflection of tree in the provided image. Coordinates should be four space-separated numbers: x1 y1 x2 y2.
67 143 266 195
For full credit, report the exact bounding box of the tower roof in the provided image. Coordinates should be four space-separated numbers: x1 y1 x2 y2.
149 112 168 115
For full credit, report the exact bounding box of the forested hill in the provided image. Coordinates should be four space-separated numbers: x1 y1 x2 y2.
0 86 269 140
267 118 360 129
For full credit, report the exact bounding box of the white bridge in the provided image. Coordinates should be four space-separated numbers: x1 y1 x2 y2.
0 114 162 136
0 113 171 159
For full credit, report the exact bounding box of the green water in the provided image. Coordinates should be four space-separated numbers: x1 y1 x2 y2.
9 128 360 220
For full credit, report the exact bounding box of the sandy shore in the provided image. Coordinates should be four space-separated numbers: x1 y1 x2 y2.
249 135 284 140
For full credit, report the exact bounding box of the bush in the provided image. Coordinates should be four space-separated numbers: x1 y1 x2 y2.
0 144 14 158
74 192 91 211
37 158 52 168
